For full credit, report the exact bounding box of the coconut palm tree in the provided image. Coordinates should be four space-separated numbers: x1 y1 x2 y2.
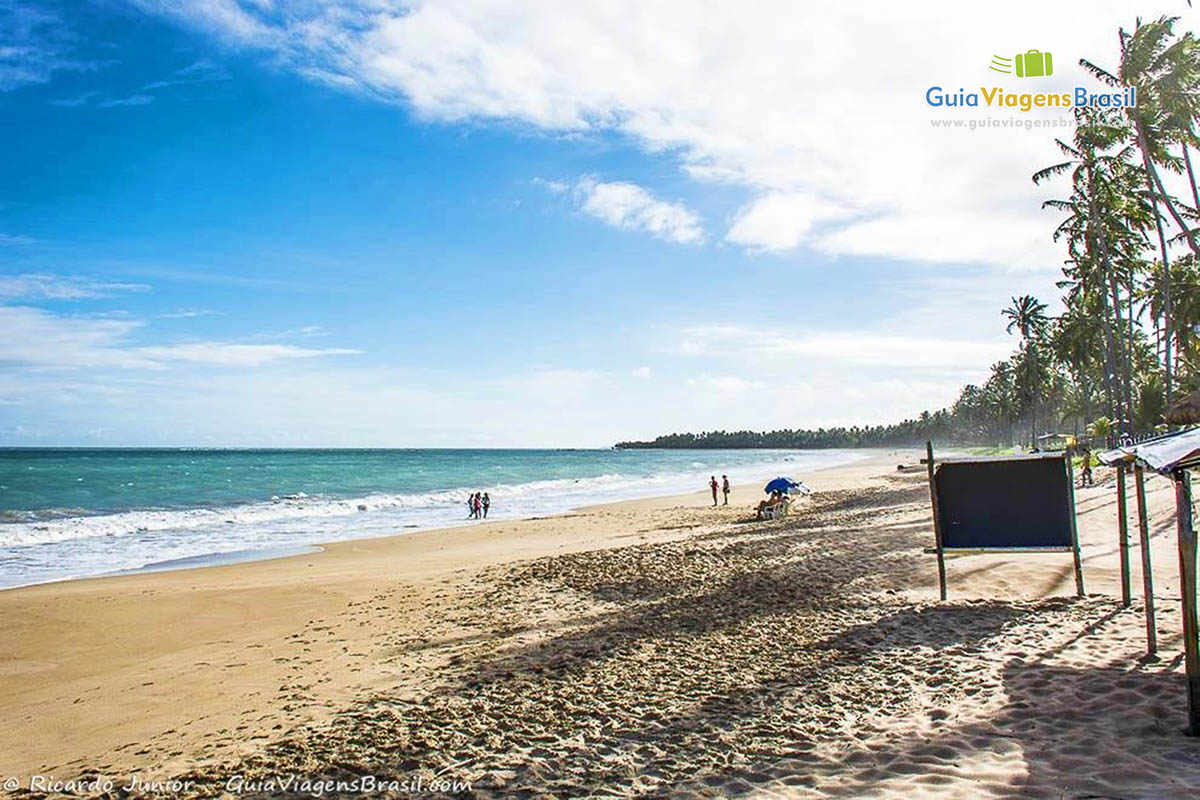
1002 295 1050 445
1140 255 1200 389
1034 106 1153 432
1082 16 1200 406
1050 302 1105 429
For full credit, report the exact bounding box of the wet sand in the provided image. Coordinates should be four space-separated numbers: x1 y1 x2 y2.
1 449 1198 797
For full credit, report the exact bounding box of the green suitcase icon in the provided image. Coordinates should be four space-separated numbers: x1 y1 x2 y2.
1015 49 1053 78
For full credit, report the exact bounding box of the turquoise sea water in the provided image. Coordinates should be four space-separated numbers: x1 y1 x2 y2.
0 447 867 588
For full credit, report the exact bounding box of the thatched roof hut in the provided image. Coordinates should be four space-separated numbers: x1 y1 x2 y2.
1166 390 1200 425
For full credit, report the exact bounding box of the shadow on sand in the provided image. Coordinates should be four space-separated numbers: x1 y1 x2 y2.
150 483 1197 799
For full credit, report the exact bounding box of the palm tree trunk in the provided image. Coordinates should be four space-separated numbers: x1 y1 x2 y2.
1132 119 1185 410
1088 187 1121 428
1135 142 1176 410
1029 343 1038 447
1082 374 1092 430
1097 287 1120 427
1123 272 1132 429
1109 274 1128 433
1149 196 1175 411
1098 231 1130 434
1184 142 1200 213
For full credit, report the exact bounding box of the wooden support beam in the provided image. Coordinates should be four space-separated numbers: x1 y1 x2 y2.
926 441 947 601
1066 456 1085 597
1117 463 1132 606
1134 465 1157 657
924 547 1074 554
1174 471 1200 736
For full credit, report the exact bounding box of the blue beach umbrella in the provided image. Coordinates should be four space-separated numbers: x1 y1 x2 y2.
764 477 798 494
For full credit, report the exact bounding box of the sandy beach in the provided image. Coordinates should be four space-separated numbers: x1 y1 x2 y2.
2 449 1199 797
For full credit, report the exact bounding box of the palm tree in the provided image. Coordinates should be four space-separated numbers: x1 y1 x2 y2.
1088 416 1114 439
982 360 1019 446
1082 16 1200 407
1050 303 1105 430
1034 106 1152 433
1003 295 1050 445
1003 294 1050 340
1141 255 1200 390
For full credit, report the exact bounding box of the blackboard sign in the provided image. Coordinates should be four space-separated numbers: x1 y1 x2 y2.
934 455 1074 549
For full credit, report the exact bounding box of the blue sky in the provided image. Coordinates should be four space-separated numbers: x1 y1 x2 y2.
0 0 1190 446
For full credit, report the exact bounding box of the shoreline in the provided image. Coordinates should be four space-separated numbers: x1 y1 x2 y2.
0 448 875 592
0 450 905 780
3 447 1195 796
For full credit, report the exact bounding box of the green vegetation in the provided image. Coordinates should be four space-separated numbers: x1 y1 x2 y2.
964 446 1022 457
619 18 1200 452
616 420 956 450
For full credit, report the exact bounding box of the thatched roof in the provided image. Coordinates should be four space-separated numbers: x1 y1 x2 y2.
1167 390 1200 425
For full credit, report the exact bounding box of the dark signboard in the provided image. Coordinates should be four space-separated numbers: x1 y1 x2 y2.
934 456 1074 549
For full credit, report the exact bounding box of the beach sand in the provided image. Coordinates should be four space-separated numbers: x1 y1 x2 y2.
2 449 1199 797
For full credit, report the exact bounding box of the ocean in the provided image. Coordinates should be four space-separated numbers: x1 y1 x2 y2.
0 447 868 589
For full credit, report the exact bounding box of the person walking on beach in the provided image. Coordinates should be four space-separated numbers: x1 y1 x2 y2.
467 493 477 519
482 492 490 518
472 492 483 520
710 475 719 506
1079 446 1094 487
721 475 730 505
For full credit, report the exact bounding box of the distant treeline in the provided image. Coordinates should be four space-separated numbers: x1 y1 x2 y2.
615 412 957 450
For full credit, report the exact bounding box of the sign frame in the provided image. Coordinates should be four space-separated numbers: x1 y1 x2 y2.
925 442 1084 599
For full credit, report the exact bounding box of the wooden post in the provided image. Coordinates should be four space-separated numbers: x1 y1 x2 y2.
1174 470 1200 736
1066 456 1085 597
926 441 947 601
1117 463 1132 606
1134 465 1157 657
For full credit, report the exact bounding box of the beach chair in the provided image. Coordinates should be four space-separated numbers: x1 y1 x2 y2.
762 497 790 520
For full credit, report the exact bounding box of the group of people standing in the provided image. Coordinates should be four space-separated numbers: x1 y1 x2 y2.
466 491 491 519
709 474 731 506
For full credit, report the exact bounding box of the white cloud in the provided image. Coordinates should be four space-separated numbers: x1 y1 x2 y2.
678 323 1011 372
816 210 1053 269
631 365 652 379
131 0 277 46
0 273 148 300
54 56 232 108
99 93 155 107
687 374 764 393
135 342 360 367
514 367 611 403
0 306 359 370
129 0 1188 266
0 365 620 447
252 324 329 340
0 306 153 368
571 176 705 244
0 1 102 92
726 193 854 253
532 177 569 194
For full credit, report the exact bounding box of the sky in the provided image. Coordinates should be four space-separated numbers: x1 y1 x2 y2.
0 0 1195 447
